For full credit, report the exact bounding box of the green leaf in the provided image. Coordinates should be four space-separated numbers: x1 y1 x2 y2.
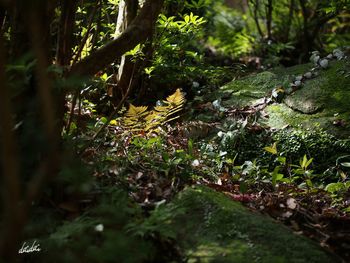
271 166 283 186
305 179 313 187
184 15 190 24
325 182 345 193
188 139 193 155
340 162 350 168
301 155 308 168
277 156 286 165
305 157 313 169
100 117 108 124
264 142 277 155
162 152 169 162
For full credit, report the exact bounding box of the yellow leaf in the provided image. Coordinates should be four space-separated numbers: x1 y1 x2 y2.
126 104 148 117
154 105 170 113
109 119 118 126
164 89 185 106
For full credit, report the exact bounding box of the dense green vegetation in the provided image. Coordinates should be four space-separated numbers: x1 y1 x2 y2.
0 0 349 262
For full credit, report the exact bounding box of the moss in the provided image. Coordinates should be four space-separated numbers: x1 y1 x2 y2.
272 63 311 76
219 59 350 137
154 186 338 263
265 104 329 129
218 71 291 107
284 60 350 113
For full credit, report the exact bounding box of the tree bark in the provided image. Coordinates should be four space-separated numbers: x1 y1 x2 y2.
0 32 22 262
0 2 60 259
113 0 138 103
56 0 77 67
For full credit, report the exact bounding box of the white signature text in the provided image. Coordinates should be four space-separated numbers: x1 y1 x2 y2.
18 240 41 254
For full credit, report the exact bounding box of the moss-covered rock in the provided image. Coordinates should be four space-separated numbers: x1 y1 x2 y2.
151 186 338 263
266 60 350 137
219 59 350 137
219 71 290 108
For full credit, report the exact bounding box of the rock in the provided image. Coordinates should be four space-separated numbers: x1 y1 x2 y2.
294 80 302 87
265 59 350 137
217 59 350 137
319 59 329 69
192 81 200 88
310 53 320 65
312 71 319 77
218 71 296 108
212 99 226 112
295 75 303 81
285 87 293 94
304 72 312 79
150 186 339 263
333 49 345 60
284 95 322 114
310 51 320 65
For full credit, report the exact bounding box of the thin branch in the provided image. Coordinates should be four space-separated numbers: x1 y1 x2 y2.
284 0 295 42
247 0 264 38
69 0 164 77
66 0 100 132
71 1 99 65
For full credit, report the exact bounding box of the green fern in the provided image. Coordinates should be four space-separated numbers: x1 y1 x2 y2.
120 89 185 135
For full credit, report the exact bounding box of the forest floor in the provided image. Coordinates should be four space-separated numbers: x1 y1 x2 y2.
23 57 350 263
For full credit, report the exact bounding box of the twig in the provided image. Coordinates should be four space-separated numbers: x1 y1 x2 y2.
71 0 100 66
66 1 100 133
247 0 264 38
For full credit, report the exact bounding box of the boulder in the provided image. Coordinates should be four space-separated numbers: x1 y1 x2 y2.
218 59 350 137
149 186 338 263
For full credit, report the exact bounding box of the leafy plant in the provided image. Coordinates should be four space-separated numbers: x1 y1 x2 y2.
263 142 315 188
273 129 350 176
291 155 315 189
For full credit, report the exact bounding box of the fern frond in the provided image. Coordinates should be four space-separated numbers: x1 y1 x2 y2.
164 88 185 107
119 89 185 136
125 104 149 118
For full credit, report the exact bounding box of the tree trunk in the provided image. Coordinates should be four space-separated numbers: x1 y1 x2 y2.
265 0 273 40
112 0 138 104
0 1 59 260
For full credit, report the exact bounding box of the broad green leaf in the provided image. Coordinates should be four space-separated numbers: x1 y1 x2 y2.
325 182 345 193
305 157 313 169
340 162 350 167
301 155 308 168
277 156 286 165
264 142 277 155
100 117 108 124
